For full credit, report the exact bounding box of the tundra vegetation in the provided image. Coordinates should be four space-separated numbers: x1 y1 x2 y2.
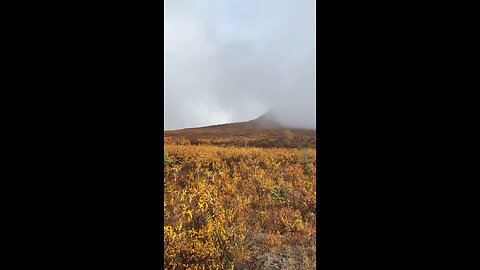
164 133 316 270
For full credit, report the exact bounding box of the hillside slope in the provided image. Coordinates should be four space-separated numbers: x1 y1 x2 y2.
164 112 316 148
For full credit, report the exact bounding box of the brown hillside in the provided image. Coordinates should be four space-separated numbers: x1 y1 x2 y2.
164 112 316 148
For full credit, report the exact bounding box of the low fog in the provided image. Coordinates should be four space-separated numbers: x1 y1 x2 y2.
165 0 316 130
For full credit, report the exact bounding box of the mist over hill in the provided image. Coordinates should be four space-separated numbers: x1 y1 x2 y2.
255 107 316 129
169 110 315 131
165 0 315 131
164 110 315 148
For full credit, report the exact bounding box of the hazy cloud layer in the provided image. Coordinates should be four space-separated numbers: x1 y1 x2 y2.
165 0 316 130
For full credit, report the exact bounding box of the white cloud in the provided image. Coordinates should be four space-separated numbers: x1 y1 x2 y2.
165 0 316 130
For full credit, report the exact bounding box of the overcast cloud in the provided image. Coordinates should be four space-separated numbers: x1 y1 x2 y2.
165 0 316 130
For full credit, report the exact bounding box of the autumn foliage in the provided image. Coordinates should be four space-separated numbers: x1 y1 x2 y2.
164 139 316 269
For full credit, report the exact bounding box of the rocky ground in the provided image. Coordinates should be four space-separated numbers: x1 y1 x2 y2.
234 233 316 270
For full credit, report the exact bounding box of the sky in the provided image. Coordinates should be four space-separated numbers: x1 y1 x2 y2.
165 0 316 130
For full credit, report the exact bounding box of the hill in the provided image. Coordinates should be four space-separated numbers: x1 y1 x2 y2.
164 111 316 148
164 111 317 269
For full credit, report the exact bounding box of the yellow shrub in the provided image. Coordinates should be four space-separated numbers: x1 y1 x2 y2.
164 144 316 269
